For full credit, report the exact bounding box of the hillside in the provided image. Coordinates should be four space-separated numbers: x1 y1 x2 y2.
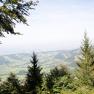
0 49 80 79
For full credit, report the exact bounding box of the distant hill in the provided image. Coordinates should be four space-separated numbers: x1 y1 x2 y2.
0 49 80 79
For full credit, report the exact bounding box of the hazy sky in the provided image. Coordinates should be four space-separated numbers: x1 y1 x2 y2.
0 0 94 54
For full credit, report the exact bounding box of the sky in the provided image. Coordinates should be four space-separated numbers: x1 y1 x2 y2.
0 0 94 54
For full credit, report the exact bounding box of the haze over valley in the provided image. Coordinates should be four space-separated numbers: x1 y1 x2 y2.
0 49 80 79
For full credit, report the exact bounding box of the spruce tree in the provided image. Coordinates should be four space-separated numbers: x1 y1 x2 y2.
0 73 23 94
25 52 43 94
7 73 23 94
76 32 94 86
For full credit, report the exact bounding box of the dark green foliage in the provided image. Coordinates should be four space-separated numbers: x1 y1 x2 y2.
25 52 43 94
45 66 69 93
51 74 76 94
7 73 23 94
0 73 23 94
0 0 38 36
45 72 54 93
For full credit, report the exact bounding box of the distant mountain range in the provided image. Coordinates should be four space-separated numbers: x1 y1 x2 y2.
0 49 80 79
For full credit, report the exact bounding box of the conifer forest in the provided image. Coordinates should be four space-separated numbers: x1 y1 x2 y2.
0 0 94 94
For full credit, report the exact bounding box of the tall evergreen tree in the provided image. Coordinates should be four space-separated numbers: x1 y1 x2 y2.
76 32 94 86
25 52 43 94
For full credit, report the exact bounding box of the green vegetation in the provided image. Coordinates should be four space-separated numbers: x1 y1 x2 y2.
25 52 43 94
0 0 38 36
0 33 94 94
3 0 94 93
76 33 94 86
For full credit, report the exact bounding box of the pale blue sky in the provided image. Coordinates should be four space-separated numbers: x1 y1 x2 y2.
0 0 94 54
